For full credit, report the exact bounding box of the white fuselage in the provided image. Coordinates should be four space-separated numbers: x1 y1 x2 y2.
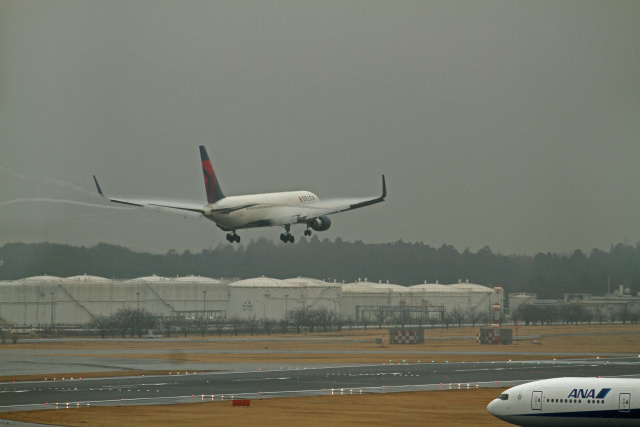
488 377 640 426
203 191 319 230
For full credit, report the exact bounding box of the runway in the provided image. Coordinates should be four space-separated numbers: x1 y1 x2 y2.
1 357 639 413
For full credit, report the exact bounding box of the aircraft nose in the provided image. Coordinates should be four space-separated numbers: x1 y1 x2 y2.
487 399 498 415
487 398 505 418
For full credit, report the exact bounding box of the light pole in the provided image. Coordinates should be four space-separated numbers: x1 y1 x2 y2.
50 292 55 326
136 292 140 337
202 290 207 316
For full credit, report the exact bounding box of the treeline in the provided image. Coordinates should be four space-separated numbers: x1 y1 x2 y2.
75 307 347 338
1 239 640 299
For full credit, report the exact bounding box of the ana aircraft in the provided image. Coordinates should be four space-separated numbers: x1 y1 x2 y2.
94 146 386 243
487 377 640 426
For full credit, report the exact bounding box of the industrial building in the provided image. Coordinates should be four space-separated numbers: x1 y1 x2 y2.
0 275 503 327
509 285 640 322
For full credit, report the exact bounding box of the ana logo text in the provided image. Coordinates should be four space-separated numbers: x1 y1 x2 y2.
568 388 611 399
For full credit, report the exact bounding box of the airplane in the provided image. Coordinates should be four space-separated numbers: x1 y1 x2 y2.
487 377 640 426
93 146 386 243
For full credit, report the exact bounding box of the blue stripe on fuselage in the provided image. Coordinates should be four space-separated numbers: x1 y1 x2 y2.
517 408 640 419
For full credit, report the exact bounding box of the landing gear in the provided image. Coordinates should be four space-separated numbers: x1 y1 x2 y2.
304 229 312 237
279 225 295 243
280 233 294 243
226 232 240 243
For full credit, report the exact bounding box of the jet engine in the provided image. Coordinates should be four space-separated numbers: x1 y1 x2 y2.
309 215 331 231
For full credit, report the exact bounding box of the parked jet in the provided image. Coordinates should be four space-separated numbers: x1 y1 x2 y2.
94 146 386 243
487 377 640 426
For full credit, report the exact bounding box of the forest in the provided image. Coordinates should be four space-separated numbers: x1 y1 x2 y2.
1 238 640 299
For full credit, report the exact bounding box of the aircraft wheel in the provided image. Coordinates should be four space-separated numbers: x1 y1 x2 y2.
280 233 285 242
235 235 241 243
289 234 295 243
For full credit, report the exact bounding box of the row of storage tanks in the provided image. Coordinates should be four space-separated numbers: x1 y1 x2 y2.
0 274 503 326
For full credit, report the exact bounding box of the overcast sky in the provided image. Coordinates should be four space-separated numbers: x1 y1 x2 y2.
1 1 639 256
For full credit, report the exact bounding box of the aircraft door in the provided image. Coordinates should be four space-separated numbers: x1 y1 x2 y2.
619 393 630 412
531 391 542 410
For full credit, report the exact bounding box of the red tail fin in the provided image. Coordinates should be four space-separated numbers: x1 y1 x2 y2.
199 146 225 203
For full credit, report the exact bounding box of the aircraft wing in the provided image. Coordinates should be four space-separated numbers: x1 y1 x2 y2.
298 174 386 219
207 204 259 214
93 176 205 214
245 175 386 227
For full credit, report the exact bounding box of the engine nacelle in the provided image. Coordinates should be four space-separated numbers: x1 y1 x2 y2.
309 215 331 232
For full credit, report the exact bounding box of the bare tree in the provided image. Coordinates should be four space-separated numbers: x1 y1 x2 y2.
279 318 288 335
466 307 483 327
214 317 226 336
427 314 438 329
391 306 412 328
346 316 354 331
196 316 211 337
160 316 176 337
230 316 243 336
593 308 606 325
288 308 307 334
262 318 273 335
90 315 111 339
615 305 638 324
449 307 466 328
375 307 386 329
315 307 336 332
246 317 258 335
334 314 345 332
177 316 190 337
111 308 135 338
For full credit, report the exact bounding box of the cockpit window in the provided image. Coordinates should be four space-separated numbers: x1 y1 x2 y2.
499 394 509 401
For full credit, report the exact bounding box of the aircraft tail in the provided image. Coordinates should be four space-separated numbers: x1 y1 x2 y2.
199 146 225 203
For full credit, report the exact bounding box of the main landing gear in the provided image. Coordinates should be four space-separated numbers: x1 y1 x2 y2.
280 224 295 243
226 232 240 243
280 233 294 243
304 226 312 237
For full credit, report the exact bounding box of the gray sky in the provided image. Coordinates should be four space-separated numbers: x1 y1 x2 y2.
1 1 639 256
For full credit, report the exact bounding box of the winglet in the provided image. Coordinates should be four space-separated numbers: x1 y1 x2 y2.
93 175 107 199
381 175 386 199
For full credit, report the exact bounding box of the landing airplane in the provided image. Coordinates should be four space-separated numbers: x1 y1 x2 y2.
94 146 386 243
487 377 640 426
